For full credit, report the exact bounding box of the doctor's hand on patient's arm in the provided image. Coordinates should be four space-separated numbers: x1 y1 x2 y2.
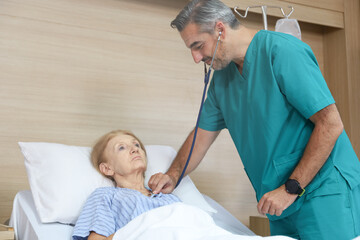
257 185 298 216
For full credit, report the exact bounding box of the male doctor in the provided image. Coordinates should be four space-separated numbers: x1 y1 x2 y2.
149 0 360 239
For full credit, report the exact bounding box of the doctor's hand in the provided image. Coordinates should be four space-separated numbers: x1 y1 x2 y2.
257 185 298 216
148 172 177 194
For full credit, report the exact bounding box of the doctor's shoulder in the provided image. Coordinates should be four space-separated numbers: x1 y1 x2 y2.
257 30 310 55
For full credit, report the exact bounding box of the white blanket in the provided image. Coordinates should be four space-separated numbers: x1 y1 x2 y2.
113 203 294 240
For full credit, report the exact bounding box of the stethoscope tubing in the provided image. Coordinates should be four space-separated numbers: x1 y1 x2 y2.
175 34 221 188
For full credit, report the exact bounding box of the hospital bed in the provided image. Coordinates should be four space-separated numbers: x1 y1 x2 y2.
10 190 255 240
9 142 257 240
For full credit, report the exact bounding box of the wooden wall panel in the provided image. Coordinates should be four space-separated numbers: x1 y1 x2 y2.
0 0 207 224
323 28 351 137
282 0 344 13
344 0 360 157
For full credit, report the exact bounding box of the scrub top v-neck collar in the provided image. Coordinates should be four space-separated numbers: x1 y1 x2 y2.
232 30 259 81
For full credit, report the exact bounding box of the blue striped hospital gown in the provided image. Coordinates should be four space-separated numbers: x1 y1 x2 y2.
72 186 181 240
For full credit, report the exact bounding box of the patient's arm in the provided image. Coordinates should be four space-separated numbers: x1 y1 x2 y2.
149 128 220 194
88 232 114 240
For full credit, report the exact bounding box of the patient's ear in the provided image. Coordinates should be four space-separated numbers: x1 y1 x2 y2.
99 162 114 177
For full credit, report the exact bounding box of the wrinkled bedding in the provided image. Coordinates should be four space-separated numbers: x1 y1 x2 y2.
113 202 294 240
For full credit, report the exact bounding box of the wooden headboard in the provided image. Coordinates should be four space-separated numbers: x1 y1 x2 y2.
0 0 358 226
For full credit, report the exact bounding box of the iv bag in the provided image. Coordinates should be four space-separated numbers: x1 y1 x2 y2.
275 18 301 40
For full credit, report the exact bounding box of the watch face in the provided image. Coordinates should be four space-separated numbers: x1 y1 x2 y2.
285 179 301 194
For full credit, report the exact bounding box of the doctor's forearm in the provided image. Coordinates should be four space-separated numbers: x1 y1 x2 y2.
289 104 343 189
167 128 220 181
257 105 343 216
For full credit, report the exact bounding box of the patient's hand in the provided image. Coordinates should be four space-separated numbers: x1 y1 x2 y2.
257 185 298 216
88 232 114 240
148 172 176 194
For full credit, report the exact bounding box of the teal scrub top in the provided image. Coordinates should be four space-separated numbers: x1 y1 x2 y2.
198 30 360 220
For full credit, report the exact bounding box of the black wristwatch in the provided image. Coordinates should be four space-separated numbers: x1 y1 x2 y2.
285 179 305 197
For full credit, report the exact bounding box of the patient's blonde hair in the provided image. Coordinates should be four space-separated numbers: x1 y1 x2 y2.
91 130 146 181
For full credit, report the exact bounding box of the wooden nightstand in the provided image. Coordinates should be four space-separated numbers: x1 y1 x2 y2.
249 216 271 237
0 224 14 240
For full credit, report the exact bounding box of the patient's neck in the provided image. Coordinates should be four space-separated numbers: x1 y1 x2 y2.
115 172 149 195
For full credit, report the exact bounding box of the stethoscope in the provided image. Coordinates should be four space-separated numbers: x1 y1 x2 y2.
175 31 222 188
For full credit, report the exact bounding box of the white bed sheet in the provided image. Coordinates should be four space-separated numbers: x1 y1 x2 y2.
10 190 255 240
10 190 74 240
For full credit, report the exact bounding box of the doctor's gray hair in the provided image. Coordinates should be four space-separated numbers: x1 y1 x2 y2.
171 0 240 33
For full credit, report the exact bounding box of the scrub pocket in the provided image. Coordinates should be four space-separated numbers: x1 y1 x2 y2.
305 156 342 199
273 149 341 198
273 148 304 184
265 149 306 220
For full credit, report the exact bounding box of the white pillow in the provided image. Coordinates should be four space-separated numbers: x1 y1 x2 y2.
19 142 216 224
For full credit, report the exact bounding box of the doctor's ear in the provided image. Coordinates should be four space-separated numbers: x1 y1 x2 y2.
99 162 114 176
215 22 225 39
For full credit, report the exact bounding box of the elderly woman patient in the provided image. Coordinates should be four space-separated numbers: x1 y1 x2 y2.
72 130 180 240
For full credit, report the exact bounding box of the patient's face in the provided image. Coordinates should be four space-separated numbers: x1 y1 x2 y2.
103 134 147 178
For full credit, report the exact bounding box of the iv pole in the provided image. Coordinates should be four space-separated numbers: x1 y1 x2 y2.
234 5 294 30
